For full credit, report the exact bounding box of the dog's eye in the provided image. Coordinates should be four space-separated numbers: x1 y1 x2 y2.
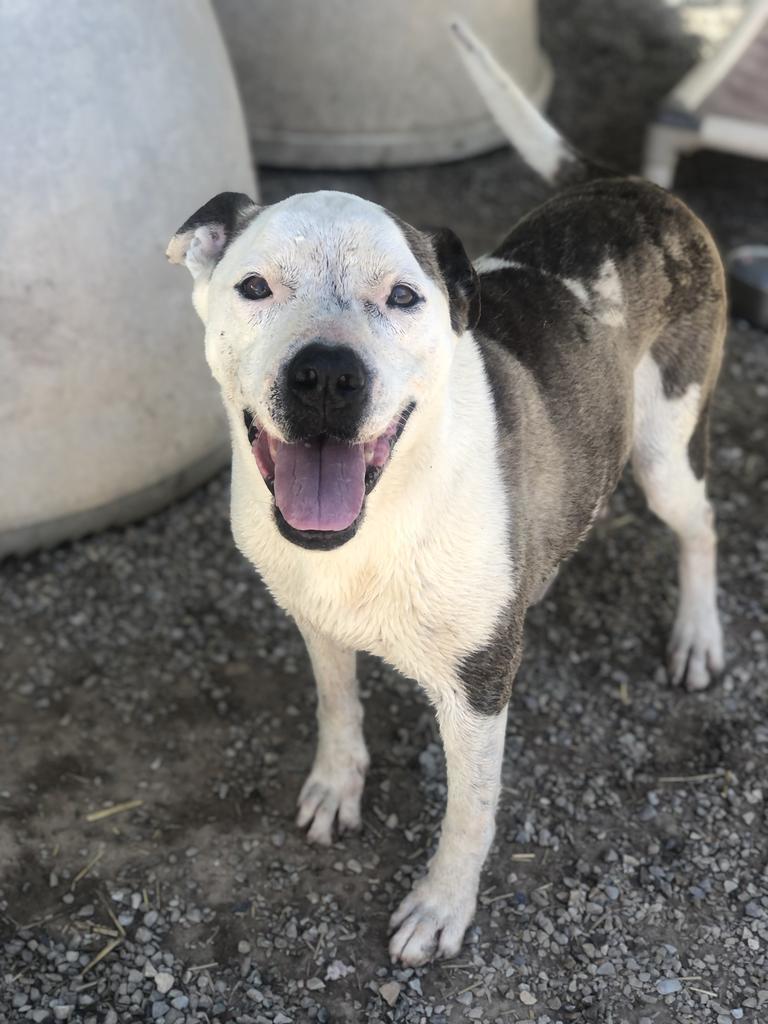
237 274 272 300
387 284 421 308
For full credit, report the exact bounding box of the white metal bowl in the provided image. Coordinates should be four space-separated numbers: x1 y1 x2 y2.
214 0 553 168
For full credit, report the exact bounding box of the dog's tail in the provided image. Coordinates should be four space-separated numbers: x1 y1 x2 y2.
450 18 613 188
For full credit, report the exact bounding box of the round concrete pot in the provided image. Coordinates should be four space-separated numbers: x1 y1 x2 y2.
0 0 257 557
214 0 552 168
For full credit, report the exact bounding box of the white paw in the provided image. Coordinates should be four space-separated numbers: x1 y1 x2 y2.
669 605 724 691
296 751 368 846
388 874 477 966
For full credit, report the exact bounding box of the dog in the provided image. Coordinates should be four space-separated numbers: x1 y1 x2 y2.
166 21 726 966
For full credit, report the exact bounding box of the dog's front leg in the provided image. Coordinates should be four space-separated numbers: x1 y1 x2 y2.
295 622 369 845
389 691 508 965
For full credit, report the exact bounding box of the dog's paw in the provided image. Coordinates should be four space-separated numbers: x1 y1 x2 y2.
388 875 477 966
296 751 368 846
668 606 724 691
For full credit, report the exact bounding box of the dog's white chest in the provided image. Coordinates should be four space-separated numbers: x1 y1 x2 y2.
301 556 507 686
227 328 515 690
233 482 514 690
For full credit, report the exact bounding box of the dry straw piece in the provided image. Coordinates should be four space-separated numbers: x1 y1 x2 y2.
84 800 144 823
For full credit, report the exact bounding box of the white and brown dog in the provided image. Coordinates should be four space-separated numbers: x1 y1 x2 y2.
167 23 725 966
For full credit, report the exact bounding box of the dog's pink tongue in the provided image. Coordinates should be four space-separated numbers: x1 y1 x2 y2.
274 438 366 531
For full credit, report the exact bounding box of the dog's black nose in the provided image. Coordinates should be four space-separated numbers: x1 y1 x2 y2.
284 343 368 438
288 343 367 399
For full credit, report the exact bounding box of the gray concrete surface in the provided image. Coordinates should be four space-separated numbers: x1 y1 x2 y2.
0 0 255 556
1 1 767 1021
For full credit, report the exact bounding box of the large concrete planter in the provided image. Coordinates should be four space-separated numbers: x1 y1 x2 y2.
1 0 257 557
214 0 552 168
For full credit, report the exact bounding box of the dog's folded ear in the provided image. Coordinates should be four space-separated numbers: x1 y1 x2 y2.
166 192 259 280
430 227 481 334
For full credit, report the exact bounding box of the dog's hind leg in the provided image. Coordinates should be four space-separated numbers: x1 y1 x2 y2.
631 353 724 690
295 623 369 845
389 694 508 966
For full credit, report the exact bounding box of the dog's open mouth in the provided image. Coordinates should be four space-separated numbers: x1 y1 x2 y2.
243 405 414 537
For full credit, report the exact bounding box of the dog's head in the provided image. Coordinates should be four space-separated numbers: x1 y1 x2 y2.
168 190 479 549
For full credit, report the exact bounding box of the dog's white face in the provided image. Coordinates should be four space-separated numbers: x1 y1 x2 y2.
169 190 478 549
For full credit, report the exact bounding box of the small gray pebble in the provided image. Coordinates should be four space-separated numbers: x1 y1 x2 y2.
657 978 682 995
155 972 174 995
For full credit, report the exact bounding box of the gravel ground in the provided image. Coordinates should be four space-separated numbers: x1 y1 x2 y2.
2 1 767 1022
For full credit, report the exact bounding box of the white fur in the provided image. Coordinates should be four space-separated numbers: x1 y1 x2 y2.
202 193 459 448
593 258 626 327
177 191 515 965
474 255 523 274
206 194 515 689
632 355 724 689
561 277 590 304
168 223 242 324
389 701 508 964
176 192 515 685
228 328 514 687
295 624 368 845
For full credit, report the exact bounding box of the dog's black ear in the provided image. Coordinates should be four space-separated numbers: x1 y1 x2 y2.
166 192 259 279
430 227 481 334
